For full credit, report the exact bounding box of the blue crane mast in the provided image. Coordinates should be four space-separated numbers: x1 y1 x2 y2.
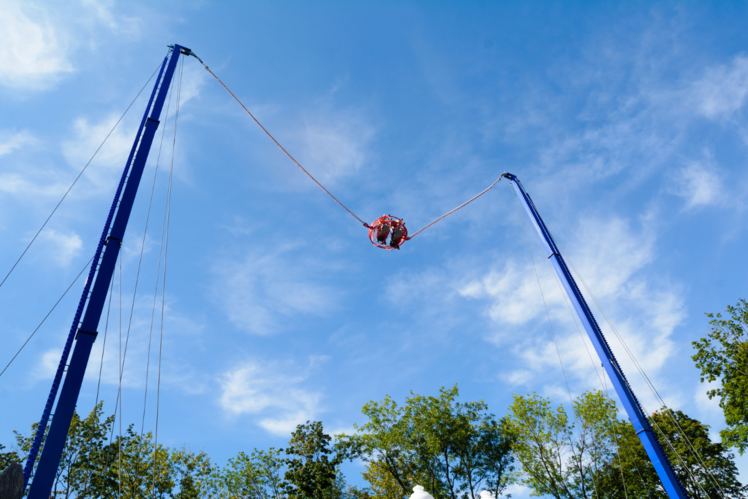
25 44 191 499
504 173 689 499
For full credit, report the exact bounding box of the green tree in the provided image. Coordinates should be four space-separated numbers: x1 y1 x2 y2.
692 298 748 454
599 409 745 498
9 403 115 498
107 426 175 499
339 385 515 499
170 447 214 499
360 459 410 499
505 392 578 498
218 447 284 498
506 390 745 499
0 443 20 473
7 405 184 498
61 402 115 498
281 421 343 499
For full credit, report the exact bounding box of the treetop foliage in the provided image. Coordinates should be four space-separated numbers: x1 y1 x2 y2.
337 384 515 499
692 298 748 454
4 384 745 498
505 390 745 499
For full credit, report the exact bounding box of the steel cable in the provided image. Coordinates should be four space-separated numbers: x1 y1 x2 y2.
0 256 93 378
152 53 182 496
200 63 368 226
552 233 725 497
140 56 176 439
408 174 504 239
0 62 162 292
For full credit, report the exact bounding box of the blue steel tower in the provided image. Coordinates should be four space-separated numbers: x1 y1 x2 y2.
25 44 190 499
504 173 689 499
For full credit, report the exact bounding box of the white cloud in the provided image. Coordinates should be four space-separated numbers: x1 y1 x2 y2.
79 0 141 36
38 229 83 267
671 162 723 210
459 260 559 327
214 245 340 335
0 0 145 91
0 129 35 156
693 55 748 120
218 359 323 435
460 217 655 328
0 1 73 89
40 348 61 378
403 214 686 409
296 107 376 186
694 380 722 418
504 484 532 499
177 61 208 108
61 113 140 196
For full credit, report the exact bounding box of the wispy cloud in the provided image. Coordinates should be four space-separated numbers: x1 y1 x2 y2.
213 244 341 336
0 1 73 89
218 359 323 436
397 213 686 408
670 161 724 210
37 229 83 267
290 104 377 187
79 0 141 37
0 0 144 91
178 61 209 108
0 129 35 156
692 55 748 120
61 113 140 196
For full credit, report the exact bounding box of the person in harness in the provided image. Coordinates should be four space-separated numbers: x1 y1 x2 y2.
389 224 405 249
376 222 391 244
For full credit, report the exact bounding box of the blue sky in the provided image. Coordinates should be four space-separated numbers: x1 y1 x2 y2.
1 1 748 496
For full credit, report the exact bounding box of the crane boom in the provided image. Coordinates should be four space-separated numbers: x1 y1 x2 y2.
504 173 689 499
25 44 189 499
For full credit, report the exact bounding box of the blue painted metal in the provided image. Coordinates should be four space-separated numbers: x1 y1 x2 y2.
504 173 688 498
26 45 188 499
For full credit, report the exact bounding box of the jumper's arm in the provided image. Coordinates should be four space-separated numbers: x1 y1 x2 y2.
504 173 689 499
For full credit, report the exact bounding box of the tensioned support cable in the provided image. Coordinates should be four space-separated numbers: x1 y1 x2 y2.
0 62 163 292
0 257 93 379
23 56 170 492
186 50 504 239
195 58 368 227
407 174 504 239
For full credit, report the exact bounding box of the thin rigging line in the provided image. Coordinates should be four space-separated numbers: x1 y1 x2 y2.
512 187 576 406
618 365 712 498
106 57 179 445
0 257 92 378
110 62 177 451
537 245 630 497
95 277 115 406
0 63 162 291
80 274 115 498
140 57 175 439
118 251 122 499
543 255 632 498
153 53 182 496
200 63 368 226
553 237 725 496
512 187 594 497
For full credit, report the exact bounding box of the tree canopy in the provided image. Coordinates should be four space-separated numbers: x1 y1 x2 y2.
4 385 744 499
337 385 515 499
692 298 748 454
505 390 745 499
